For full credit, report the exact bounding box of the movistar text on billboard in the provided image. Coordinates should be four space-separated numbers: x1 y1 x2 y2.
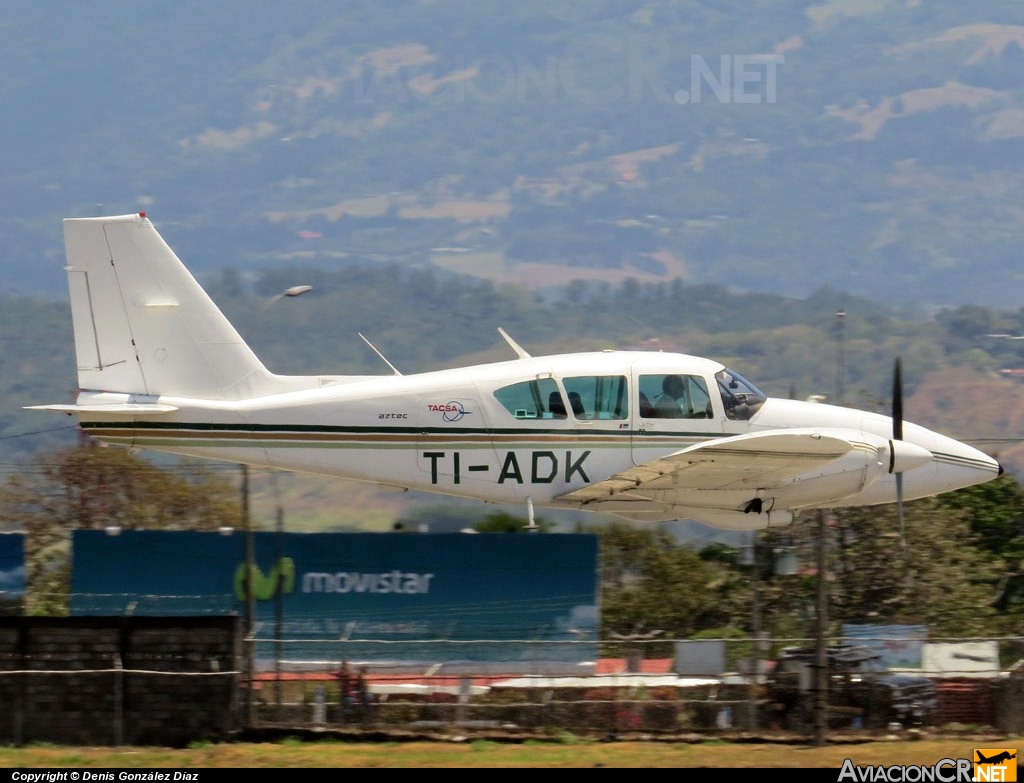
302 570 434 594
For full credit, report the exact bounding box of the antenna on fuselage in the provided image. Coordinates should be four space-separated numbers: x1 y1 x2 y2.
498 327 531 359
626 315 667 352
358 333 402 375
525 496 538 532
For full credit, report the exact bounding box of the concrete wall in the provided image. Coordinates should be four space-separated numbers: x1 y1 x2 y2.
0 617 241 746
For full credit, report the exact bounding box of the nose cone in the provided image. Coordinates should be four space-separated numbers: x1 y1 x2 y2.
905 426 1003 497
936 432 1001 481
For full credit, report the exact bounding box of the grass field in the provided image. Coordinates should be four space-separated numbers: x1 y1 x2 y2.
3 736 1022 768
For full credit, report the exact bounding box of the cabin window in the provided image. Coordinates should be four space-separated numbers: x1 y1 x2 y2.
493 378 564 419
562 375 628 419
716 367 767 421
638 374 712 419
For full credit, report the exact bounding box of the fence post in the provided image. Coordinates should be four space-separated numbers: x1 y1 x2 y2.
312 685 326 725
456 676 471 724
113 654 123 746
14 624 26 746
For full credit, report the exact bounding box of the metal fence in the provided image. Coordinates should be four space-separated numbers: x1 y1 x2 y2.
4 623 1023 744
243 635 1024 737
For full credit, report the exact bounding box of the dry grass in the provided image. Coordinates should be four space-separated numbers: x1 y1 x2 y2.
3 736 1021 768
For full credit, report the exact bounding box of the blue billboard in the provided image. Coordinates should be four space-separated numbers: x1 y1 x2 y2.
0 533 25 611
70 530 599 667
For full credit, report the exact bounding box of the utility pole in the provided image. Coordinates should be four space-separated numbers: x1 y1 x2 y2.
835 311 846 405
748 531 763 730
241 283 310 727
274 499 284 720
242 464 256 728
813 508 829 747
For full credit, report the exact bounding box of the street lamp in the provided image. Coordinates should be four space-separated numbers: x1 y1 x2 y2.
272 473 286 720
813 509 829 747
241 283 312 727
255 285 314 324
241 464 256 727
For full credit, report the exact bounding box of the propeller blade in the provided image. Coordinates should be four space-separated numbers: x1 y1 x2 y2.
896 473 905 547
892 357 906 548
892 357 903 442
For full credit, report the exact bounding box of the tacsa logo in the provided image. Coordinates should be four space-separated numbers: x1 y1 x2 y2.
974 749 1017 782
427 400 471 422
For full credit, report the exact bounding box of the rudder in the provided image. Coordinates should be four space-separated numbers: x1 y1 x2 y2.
63 213 275 400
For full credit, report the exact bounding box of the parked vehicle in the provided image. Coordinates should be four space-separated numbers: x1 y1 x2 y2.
765 644 937 729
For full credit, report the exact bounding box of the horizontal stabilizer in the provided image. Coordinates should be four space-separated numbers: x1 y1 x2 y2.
24 391 177 415
25 403 178 414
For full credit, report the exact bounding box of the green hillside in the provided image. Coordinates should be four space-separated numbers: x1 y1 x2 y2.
2 2 1024 306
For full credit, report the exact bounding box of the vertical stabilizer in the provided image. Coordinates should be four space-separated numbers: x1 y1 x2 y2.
63 213 276 400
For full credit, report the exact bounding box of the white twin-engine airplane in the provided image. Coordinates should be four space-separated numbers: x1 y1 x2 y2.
30 213 1002 530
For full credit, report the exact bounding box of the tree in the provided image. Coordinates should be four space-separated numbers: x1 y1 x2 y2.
0 441 243 615
756 497 1009 641
828 500 1002 636
597 525 750 656
936 474 1024 615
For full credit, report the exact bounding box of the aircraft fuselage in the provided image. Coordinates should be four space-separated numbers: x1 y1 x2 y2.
74 351 998 529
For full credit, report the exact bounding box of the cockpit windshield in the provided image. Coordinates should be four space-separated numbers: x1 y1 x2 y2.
715 367 767 421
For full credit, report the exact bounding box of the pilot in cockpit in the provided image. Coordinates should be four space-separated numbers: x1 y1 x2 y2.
654 374 688 418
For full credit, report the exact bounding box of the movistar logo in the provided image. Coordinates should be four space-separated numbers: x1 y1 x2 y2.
234 557 296 601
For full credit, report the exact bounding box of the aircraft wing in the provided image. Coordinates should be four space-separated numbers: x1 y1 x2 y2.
556 429 885 529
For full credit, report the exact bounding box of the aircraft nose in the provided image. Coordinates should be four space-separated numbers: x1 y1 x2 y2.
934 434 1003 491
896 425 1003 498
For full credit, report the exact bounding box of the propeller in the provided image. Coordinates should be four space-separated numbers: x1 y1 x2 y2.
892 357 906 548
